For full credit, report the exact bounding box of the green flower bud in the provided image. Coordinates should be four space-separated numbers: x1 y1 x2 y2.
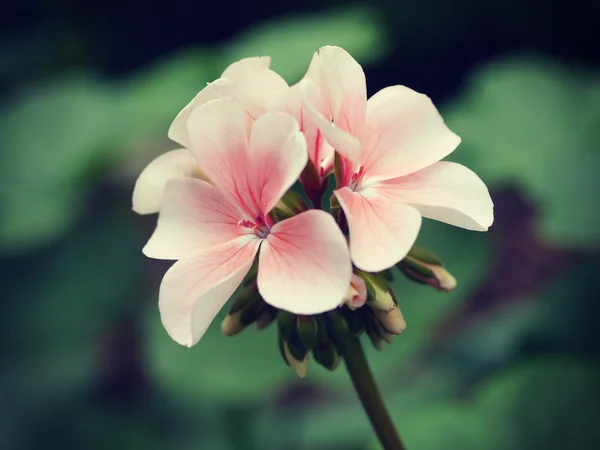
278 333 309 378
325 310 351 349
398 246 457 293
296 315 318 351
277 311 307 361
313 341 341 371
356 270 395 313
221 283 263 336
255 305 277 330
339 306 365 336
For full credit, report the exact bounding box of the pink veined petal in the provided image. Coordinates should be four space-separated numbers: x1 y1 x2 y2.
257 210 352 314
143 178 246 260
302 79 362 164
220 56 271 79
187 98 307 218
361 85 461 183
317 46 367 141
334 186 422 272
132 149 196 215
159 237 260 347
379 161 494 231
168 78 235 148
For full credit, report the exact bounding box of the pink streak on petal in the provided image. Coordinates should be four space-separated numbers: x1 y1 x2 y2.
361 85 461 183
187 98 307 218
334 186 422 272
257 210 351 315
143 178 247 260
159 236 260 347
379 161 494 231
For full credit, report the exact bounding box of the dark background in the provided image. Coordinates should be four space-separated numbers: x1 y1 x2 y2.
1 1 599 449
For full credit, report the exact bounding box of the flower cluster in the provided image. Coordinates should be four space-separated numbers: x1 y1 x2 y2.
133 46 493 358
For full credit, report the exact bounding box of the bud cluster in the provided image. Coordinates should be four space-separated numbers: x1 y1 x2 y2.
219 244 456 378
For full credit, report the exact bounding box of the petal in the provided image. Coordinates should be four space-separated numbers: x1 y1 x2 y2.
187 98 307 217
168 79 234 148
334 186 422 272
143 178 246 260
234 69 289 119
302 78 362 164
270 79 332 178
220 56 271 79
361 86 461 182
132 149 195 215
257 210 351 314
380 162 494 231
159 237 260 347
318 46 367 141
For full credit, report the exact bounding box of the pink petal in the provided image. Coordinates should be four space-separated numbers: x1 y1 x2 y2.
132 149 196 215
257 210 352 314
159 237 260 347
318 46 367 141
143 178 246 260
334 186 422 272
380 162 494 231
220 56 271 79
361 86 461 182
167 79 234 148
187 98 307 218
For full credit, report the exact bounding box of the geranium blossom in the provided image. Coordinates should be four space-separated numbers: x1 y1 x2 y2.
132 56 288 215
142 98 351 347
304 46 494 272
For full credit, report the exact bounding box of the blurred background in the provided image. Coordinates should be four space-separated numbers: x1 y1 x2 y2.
1 1 599 449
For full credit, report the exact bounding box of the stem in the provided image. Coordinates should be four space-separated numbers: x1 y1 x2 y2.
343 336 406 450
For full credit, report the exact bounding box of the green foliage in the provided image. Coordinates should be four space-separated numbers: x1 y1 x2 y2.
445 56 600 247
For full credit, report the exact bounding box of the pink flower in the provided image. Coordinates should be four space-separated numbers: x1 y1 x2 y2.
304 46 494 272
132 57 289 215
143 98 351 347
343 274 368 310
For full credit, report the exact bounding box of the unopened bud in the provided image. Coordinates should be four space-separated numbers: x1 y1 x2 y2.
371 303 406 335
341 274 367 310
325 310 351 348
255 305 277 330
221 283 263 336
277 311 307 362
357 270 396 312
313 341 341 371
296 315 318 350
278 334 309 378
398 246 457 293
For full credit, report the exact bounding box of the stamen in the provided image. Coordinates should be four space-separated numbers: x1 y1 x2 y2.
349 165 366 191
238 215 270 238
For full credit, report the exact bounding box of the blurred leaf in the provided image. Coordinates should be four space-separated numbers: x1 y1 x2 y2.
445 56 600 247
368 359 600 450
222 6 388 83
0 205 146 446
0 74 119 253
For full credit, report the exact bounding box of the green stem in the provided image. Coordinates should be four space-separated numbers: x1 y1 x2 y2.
343 336 406 450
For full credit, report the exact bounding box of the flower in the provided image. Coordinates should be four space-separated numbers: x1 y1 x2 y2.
343 273 367 310
304 46 494 272
132 56 289 215
142 98 352 347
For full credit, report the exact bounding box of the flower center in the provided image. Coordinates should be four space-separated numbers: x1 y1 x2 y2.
238 215 270 238
349 166 365 191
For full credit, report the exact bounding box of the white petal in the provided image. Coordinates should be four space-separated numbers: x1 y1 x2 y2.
132 149 195 215
220 56 271 79
380 162 494 231
168 79 235 148
159 237 260 347
362 85 461 182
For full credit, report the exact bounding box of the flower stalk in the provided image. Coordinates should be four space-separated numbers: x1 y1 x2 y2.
343 336 407 450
